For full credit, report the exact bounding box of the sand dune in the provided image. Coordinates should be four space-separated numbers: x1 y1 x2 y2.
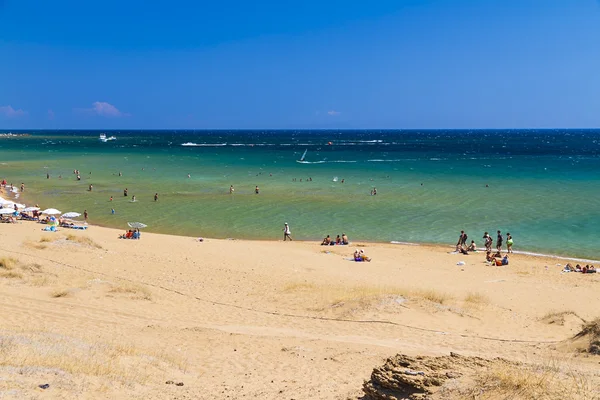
1 222 599 399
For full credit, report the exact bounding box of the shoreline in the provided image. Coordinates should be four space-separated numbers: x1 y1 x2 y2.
21 215 600 265
5 184 599 263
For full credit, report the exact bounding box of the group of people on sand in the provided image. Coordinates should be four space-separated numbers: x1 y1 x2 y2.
563 263 597 274
321 233 349 246
119 229 141 239
353 249 371 262
456 230 514 253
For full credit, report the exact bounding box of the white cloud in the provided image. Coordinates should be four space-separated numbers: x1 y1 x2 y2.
327 110 341 116
84 101 130 117
0 105 26 118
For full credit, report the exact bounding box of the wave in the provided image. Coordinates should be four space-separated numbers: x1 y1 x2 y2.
181 142 227 147
367 159 403 162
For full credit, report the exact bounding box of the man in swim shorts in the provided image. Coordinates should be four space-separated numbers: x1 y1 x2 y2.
496 230 503 251
283 223 292 241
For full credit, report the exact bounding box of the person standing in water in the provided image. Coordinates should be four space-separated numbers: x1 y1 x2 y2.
154 193 158 201
496 230 503 252
255 186 260 194
124 188 128 197
84 210 88 222
283 223 292 241
229 185 234 194
506 233 513 253
132 195 136 202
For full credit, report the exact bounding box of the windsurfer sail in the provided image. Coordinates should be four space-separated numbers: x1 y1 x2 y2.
298 149 308 162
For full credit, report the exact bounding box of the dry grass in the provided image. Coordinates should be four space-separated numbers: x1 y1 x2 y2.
51 289 70 298
465 360 598 400
0 270 23 279
29 275 52 287
0 257 17 270
65 234 103 249
415 289 452 305
464 292 490 306
24 240 48 250
283 282 318 292
108 283 152 301
574 318 600 355
284 282 452 310
541 310 581 326
0 330 189 386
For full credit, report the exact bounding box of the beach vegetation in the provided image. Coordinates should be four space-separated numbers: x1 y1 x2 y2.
540 310 581 326
0 257 17 270
0 270 23 279
412 289 453 305
65 234 103 249
464 292 490 307
283 282 317 292
574 318 600 355
464 359 596 400
0 331 189 386
108 282 152 301
51 289 70 298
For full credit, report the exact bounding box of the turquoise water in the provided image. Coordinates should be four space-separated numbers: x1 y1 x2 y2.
1 129 599 259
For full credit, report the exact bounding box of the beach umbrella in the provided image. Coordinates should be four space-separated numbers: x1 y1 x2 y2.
23 206 40 212
127 222 147 229
0 208 15 214
61 212 81 219
42 208 62 215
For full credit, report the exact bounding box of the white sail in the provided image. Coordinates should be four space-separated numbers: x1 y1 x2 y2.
300 149 308 162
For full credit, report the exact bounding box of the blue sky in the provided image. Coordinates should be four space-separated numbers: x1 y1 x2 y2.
1 0 600 129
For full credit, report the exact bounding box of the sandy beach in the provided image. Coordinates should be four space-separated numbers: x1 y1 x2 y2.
1 222 600 399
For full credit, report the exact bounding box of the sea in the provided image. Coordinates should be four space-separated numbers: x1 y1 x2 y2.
0 129 599 259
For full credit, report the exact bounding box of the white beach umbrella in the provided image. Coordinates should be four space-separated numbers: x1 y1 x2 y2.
0 208 16 214
61 212 81 219
42 208 62 215
23 206 40 212
127 222 147 229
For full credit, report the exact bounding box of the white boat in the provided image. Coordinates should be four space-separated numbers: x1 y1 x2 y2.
99 134 117 142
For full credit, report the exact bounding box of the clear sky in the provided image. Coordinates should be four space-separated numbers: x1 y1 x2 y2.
1 0 600 129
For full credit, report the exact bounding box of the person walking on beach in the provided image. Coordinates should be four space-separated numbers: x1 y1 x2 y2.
283 223 292 241
506 233 513 253
20 183 24 192
496 230 503 252
154 193 158 201
457 230 468 247
483 232 492 252
84 210 88 223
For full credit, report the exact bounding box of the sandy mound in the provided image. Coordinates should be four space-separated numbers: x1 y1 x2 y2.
362 352 511 400
556 318 600 355
362 352 597 400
